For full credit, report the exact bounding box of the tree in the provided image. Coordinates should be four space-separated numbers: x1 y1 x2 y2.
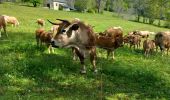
112 0 128 16
95 0 106 13
30 0 41 7
21 0 41 7
74 0 88 12
156 0 169 26
164 10 170 28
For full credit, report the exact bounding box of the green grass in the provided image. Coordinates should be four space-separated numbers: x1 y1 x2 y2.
0 3 170 100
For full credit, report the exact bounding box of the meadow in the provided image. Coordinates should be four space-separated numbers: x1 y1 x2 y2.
0 3 170 100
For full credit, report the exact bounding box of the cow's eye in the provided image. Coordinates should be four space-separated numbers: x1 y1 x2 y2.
62 30 66 33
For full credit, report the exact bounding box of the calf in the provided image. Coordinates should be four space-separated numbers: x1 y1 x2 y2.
143 39 155 57
128 35 141 49
35 28 54 53
95 27 123 60
36 19 45 27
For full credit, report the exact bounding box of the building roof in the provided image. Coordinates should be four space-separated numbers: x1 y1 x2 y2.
52 0 66 3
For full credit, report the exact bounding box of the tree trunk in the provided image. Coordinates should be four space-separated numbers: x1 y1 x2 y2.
33 2 37 7
158 19 161 26
136 15 140 22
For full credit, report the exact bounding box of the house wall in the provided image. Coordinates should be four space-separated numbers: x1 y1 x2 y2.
52 2 59 10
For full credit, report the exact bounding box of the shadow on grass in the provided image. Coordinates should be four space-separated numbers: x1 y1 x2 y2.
0 37 170 99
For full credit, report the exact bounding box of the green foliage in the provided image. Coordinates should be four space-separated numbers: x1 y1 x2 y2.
164 11 170 28
74 0 87 12
21 0 42 7
0 3 170 99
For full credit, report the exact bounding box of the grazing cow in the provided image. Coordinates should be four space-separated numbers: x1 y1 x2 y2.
35 28 54 53
49 19 97 74
0 15 19 37
0 15 6 37
143 39 155 57
36 19 45 27
133 30 150 38
95 27 123 59
5 16 19 27
128 35 141 49
155 32 170 56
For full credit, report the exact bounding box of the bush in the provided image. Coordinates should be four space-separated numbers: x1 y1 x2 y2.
164 21 170 28
87 9 95 14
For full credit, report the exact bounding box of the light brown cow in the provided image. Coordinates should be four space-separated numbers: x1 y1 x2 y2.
36 19 45 27
155 32 170 56
95 27 123 59
49 19 97 74
5 16 19 27
0 15 6 37
133 30 150 38
143 39 155 57
35 28 54 53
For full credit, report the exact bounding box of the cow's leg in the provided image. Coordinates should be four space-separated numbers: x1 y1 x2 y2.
167 48 169 55
156 45 158 53
160 47 164 56
130 44 132 49
90 47 97 73
144 50 147 57
36 36 39 46
75 48 86 74
72 47 77 61
111 50 115 60
3 26 8 37
47 44 53 54
107 50 111 59
40 40 43 46
134 44 135 50
0 27 1 38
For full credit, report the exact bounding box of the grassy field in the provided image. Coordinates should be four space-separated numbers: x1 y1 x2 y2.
0 3 170 100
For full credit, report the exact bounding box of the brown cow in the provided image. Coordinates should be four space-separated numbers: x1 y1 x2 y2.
35 28 54 53
49 19 97 74
143 39 155 57
155 32 170 56
123 35 130 45
95 27 123 59
36 19 45 27
128 35 141 49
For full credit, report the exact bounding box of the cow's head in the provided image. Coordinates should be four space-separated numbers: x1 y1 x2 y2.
115 34 123 47
48 19 72 48
50 21 80 48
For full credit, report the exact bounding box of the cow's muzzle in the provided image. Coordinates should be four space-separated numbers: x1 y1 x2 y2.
51 41 59 48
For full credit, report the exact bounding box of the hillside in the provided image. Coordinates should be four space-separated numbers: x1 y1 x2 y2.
0 3 170 100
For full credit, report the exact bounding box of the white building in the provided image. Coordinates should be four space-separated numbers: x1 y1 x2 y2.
44 0 75 11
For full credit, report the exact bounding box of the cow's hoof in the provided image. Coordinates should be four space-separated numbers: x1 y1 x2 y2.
80 70 86 74
73 57 77 61
94 69 98 73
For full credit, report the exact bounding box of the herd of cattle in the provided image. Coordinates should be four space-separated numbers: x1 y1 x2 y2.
0 15 170 73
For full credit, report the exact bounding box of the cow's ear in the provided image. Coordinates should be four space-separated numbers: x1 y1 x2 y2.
71 24 79 31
